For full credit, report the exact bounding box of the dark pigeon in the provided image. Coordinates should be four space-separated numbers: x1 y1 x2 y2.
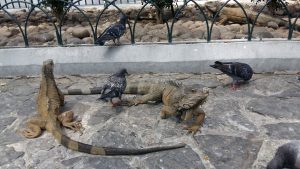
95 14 127 46
97 68 128 106
267 141 300 169
210 61 253 90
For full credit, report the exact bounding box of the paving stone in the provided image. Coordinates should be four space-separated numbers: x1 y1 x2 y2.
195 135 262 169
264 123 300 140
1 73 299 168
142 147 205 169
247 97 300 119
0 117 16 131
0 146 24 166
61 156 132 169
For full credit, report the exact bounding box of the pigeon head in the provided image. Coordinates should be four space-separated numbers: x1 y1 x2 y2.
115 68 128 77
209 61 223 69
119 14 128 25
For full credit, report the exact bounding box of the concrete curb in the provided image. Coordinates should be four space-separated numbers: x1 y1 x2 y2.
0 41 299 76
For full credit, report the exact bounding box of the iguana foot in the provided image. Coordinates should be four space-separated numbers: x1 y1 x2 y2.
64 121 84 135
21 124 42 138
182 125 201 135
58 111 85 135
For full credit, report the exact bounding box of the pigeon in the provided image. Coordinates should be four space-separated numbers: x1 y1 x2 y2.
210 61 253 90
95 14 127 46
267 141 300 169
97 68 128 106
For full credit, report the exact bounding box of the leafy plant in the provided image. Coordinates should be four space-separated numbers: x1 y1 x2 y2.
43 0 72 24
251 0 288 14
144 0 177 24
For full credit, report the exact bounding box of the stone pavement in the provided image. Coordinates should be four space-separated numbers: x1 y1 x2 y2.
0 72 299 169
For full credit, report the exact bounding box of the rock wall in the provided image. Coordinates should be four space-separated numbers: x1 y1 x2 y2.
0 2 300 47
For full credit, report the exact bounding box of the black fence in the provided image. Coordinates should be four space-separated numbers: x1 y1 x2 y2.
0 0 141 8
0 0 299 47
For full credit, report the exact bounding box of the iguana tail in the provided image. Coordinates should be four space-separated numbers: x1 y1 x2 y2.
62 87 102 95
51 127 185 155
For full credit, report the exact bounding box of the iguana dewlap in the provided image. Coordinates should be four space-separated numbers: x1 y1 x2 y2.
21 60 185 155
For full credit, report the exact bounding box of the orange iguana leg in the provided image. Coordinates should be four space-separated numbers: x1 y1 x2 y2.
58 111 84 135
183 107 205 135
21 116 45 138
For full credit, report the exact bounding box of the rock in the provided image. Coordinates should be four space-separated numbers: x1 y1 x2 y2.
191 29 204 39
141 35 152 42
264 123 300 140
28 33 55 43
62 156 132 169
252 27 273 39
147 29 166 39
10 28 20 36
234 33 248 39
182 20 194 28
142 147 205 169
267 21 279 29
71 27 90 39
204 26 221 40
27 25 41 33
66 37 85 44
195 135 262 169
247 97 300 119
6 37 24 46
228 24 241 32
221 32 236 39
151 36 160 42
133 23 146 37
180 32 193 39
0 26 12 38
0 146 24 166
82 37 93 44
0 117 16 131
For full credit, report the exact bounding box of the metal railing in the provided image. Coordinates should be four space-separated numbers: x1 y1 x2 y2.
0 0 299 48
0 0 141 8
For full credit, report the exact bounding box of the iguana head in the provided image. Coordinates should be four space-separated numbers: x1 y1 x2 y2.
42 59 54 77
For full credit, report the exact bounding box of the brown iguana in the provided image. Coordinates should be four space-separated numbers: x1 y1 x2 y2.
63 80 209 135
205 1 300 31
21 59 186 155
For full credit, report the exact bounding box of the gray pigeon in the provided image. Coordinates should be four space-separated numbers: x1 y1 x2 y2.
210 61 253 90
267 141 300 169
95 14 127 46
97 68 128 106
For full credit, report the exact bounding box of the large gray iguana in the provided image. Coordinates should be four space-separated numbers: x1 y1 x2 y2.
63 80 209 135
20 59 186 155
205 1 300 31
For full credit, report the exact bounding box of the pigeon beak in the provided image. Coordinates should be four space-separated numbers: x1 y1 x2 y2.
209 65 216 68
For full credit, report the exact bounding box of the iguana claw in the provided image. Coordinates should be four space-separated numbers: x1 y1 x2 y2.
182 125 201 135
64 121 85 135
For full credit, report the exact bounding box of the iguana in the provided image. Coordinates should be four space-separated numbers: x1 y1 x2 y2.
63 80 209 135
21 59 186 155
204 1 300 31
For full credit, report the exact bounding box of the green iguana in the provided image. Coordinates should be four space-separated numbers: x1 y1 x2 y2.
21 59 185 155
63 80 209 135
205 1 300 31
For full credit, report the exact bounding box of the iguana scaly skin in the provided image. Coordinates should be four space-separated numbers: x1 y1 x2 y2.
62 81 209 135
205 1 300 31
21 60 185 155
